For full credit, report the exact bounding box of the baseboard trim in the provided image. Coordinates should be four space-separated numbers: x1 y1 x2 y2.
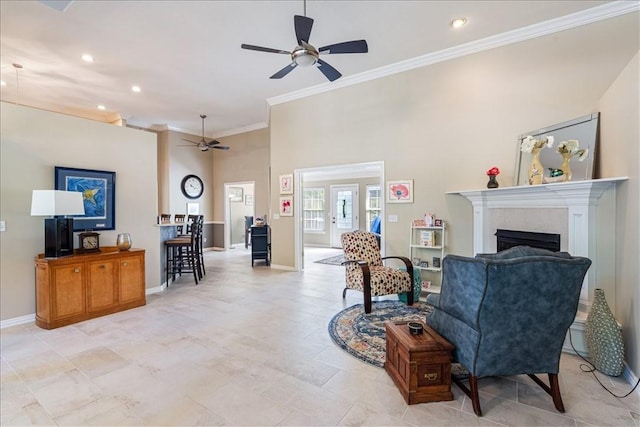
622 363 640 398
145 283 167 295
1 313 35 329
269 264 297 271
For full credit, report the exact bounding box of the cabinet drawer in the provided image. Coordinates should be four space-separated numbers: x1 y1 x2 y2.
417 363 445 386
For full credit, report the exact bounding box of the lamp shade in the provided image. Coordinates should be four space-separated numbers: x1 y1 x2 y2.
31 190 85 217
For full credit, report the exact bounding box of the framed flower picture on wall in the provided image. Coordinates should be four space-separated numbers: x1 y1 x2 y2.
279 174 293 194
387 180 413 203
280 196 293 216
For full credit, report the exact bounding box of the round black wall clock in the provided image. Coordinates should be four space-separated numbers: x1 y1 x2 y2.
181 174 204 199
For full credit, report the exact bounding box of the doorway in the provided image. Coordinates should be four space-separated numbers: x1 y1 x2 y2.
330 185 359 248
224 181 255 250
294 161 384 271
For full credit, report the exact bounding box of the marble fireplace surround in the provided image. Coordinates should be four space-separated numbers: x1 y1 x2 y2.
448 177 628 355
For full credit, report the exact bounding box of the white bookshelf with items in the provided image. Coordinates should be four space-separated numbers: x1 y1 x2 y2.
410 214 446 294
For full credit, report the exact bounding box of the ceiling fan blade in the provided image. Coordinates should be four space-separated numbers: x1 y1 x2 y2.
316 58 342 82
241 44 290 55
207 140 222 146
270 62 298 79
319 40 368 54
212 145 230 151
181 138 199 146
294 15 314 44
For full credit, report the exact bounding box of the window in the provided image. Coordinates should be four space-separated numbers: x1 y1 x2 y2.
303 187 325 231
366 185 381 231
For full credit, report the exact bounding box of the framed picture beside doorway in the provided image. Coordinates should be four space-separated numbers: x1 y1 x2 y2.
279 174 293 194
387 179 414 203
280 196 293 216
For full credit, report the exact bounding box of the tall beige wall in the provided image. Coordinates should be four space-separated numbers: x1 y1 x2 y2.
269 14 639 373
161 131 217 221
213 128 270 223
597 51 640 374
0 103 160 322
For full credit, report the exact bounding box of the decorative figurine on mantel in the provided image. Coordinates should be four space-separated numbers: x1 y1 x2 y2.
556 139 588 182
521 134 554 185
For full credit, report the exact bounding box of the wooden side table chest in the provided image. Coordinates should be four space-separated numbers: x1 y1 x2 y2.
384 320 454 404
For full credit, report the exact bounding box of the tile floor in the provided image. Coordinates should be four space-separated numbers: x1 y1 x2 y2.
1 247 639 426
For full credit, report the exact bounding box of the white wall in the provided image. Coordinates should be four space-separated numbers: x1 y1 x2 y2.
0 103 160 322
597 51 640 375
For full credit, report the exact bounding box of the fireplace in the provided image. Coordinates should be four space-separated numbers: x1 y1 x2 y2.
449 177 627 356
495 229 560 252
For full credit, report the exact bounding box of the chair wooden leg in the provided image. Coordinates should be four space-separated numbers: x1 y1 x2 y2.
527 373 565 413
363 283 372 314
469 375 482 416
342 288 348 299
549 374 565 412
452 374 482 416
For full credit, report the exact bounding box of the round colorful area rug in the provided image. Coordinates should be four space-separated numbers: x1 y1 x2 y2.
328 300 433 368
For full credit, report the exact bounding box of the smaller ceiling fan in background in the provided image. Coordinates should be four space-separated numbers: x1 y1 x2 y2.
181 115 230 151
241 0 368 82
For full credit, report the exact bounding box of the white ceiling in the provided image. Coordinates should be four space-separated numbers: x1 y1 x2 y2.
0 0 630 139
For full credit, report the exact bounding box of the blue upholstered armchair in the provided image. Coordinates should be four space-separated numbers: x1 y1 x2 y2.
426 246 591 416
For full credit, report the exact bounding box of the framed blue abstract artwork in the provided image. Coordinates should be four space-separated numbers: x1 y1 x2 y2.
55 166 116 231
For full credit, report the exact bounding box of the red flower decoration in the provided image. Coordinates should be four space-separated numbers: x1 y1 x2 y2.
486 166 500 176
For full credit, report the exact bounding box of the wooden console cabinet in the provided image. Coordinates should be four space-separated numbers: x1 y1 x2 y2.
35 247 146 329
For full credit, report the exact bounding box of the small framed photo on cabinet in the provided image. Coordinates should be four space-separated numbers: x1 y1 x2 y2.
432 257 441 268
434 219 443 227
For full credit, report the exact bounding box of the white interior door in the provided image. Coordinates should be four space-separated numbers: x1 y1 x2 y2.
330 185 359 248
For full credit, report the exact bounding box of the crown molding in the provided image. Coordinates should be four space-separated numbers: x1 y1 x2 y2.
212 121 268 139
267 1 639 107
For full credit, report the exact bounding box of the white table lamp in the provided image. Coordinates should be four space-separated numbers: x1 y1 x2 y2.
31 190 85 257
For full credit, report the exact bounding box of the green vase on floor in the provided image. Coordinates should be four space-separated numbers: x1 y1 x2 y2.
585 289 624 376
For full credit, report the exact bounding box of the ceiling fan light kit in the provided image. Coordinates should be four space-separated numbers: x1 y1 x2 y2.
241 11 368 82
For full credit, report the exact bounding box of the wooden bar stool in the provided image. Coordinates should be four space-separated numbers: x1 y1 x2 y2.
165 220 201 285
174 214 186 234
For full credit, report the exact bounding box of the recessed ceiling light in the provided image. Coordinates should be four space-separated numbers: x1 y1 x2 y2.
0 80 6 86
97 105 106 110
81 54 94 63
131 85 141 93
451 18 467 29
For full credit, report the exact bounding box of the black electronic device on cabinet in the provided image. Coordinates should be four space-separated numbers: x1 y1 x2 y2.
44 218 74 258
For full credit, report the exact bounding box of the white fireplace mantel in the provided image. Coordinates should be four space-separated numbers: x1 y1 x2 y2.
448 177 628 355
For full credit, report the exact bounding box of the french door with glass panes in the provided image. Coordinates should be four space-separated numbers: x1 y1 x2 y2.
330 185 359 248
